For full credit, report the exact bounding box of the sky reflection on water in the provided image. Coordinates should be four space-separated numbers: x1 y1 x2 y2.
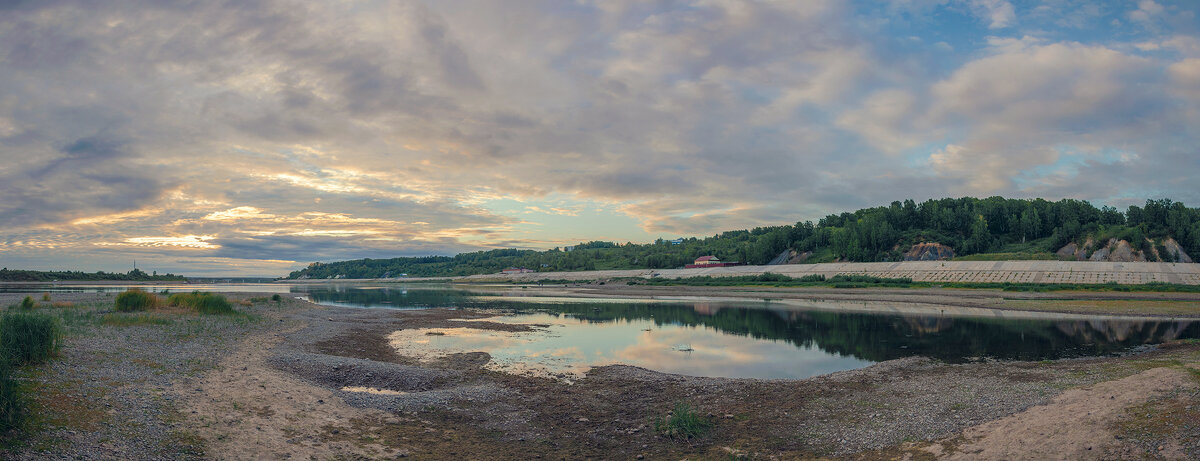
374 287 1200 380
390 312 873 380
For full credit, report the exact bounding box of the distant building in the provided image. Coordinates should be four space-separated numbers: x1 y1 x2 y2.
685 256 742 269
669 238 684 245
501 267 536 274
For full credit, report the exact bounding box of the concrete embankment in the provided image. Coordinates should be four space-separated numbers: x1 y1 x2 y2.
458 260 1200 285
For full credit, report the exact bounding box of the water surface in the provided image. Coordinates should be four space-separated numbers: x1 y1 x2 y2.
10 283 1197 379
368 287 1200 380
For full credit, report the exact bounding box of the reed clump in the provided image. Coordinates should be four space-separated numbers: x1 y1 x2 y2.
0 312 63 366
0 311 63 433
114 289 160 312
167 291 236 315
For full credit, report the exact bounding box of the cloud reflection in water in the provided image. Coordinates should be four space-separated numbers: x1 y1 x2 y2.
388 313 873 380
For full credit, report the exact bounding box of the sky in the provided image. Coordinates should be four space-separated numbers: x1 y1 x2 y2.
0 0 1198 277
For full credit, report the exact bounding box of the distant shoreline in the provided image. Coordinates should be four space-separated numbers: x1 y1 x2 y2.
281 260 1200 285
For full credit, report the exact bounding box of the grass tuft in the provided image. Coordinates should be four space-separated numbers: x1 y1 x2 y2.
653 402 713 439
99 313 172 327
114 289 160 312
0 312 65 435
167 291 237 315
0 359 24 433
17 296 35 311
0 312 63 366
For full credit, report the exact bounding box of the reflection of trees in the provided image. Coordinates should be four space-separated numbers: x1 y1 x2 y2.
528 302 1200 363
294 287 493 308
291 287 1200 363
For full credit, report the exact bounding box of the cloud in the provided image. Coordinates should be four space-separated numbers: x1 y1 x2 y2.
836 89 925 153
923 40 1170 193
1129 0 1165 25
0 0 1198 275
0 132 166 227
1169 58 1200 100
969 0 1016 29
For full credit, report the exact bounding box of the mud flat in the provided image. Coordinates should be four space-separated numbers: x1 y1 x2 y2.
1 291 1197 460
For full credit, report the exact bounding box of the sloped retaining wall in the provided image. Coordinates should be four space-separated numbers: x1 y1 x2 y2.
460 261 1200 285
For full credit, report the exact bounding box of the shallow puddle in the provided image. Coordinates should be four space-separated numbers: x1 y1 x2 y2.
340 386 407 396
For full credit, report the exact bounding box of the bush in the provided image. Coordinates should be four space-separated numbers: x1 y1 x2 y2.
796 274 826 282
653 402 712 439
40 293 50 302
752 272 792 282
0 312 62 366
270 294 283 302
829 274 913 284
17 296 35 311
114 289 159 312
167 291 236 315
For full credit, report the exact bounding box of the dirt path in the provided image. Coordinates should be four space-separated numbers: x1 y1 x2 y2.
926 365 1197 460
177 318 403 460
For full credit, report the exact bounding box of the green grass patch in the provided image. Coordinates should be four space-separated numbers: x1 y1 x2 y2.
114 289 160 312
942 281 1200 293
0 311 63 434
953 252 1064 261
640 273 913 288
0 359 24 433
653 402 713 439
637 273 1200 293
166 292 237 315
99 313 172 327
0 312 62 366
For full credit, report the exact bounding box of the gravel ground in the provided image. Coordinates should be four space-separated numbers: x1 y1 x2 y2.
0 291 294 460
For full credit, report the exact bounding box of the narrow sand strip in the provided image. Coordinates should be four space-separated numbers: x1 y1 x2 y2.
930 366 1196 460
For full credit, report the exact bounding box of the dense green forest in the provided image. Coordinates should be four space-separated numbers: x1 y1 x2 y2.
287 197 1200 279
0 268 186 282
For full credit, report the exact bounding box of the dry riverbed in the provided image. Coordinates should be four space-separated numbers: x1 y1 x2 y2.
1 289 1198 460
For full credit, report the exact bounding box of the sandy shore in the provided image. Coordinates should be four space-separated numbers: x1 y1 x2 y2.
2 290 1197 459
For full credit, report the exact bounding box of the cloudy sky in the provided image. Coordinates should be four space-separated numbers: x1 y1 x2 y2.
1 0 1198 276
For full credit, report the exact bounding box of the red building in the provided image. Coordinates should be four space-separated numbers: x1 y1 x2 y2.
685 256 742 268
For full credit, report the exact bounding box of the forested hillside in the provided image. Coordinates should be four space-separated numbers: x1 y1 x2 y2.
287 197 1200 279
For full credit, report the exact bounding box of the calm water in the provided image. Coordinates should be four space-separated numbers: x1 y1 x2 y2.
301 285 1200 379
9 283 1198 379
0 283 293 294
